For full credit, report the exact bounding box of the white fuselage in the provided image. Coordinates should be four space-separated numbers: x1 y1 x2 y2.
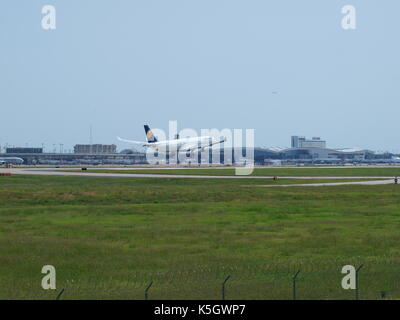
0 157 24 164
146 136 225 153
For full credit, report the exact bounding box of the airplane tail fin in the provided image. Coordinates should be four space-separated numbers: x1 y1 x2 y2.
144 125 158 143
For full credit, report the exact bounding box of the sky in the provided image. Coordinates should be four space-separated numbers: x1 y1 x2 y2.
0 1 399 153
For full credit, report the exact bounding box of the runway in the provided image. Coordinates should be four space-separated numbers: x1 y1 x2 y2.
252 179 394 187
0 167 396 187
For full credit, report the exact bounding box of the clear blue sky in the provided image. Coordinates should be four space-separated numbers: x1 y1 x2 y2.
0 1 399 152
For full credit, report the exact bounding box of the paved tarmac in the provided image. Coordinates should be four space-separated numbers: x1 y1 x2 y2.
0 168 397 187
252 179 394 187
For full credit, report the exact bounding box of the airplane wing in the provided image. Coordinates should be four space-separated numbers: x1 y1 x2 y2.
117 136 148 146
178 143 213 153
179 138 226 153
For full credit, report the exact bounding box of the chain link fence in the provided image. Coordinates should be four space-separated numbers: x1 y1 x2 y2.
3 262 400 300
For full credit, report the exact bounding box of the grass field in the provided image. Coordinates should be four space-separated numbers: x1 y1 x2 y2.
71 167 400 177
1 174 400 299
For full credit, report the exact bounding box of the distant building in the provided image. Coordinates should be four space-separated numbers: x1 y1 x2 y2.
6 147 43 154
74 144 117 154
291 136 304 148
120 148 142 154
257 136 377 164
291 136 326 149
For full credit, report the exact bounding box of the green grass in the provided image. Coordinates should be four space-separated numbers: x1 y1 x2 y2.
71 167 400 177
1 174 400 299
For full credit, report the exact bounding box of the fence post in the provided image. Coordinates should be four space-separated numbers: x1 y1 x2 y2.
292 270 300 300
144 281 153 300
355 265 363 300
56 288 65 300
222 276 230 300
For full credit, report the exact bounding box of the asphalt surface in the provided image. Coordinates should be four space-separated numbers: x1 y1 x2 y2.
253 179 394 187
0 167 397 187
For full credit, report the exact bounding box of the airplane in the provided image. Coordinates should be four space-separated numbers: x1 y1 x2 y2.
0 157 24 165
118 125 227 154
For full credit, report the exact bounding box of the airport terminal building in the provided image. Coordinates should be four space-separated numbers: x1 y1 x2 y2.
0 148 146 165
257 136 382 164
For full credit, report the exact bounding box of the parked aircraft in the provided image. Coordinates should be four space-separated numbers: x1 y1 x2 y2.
0 157 24 165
